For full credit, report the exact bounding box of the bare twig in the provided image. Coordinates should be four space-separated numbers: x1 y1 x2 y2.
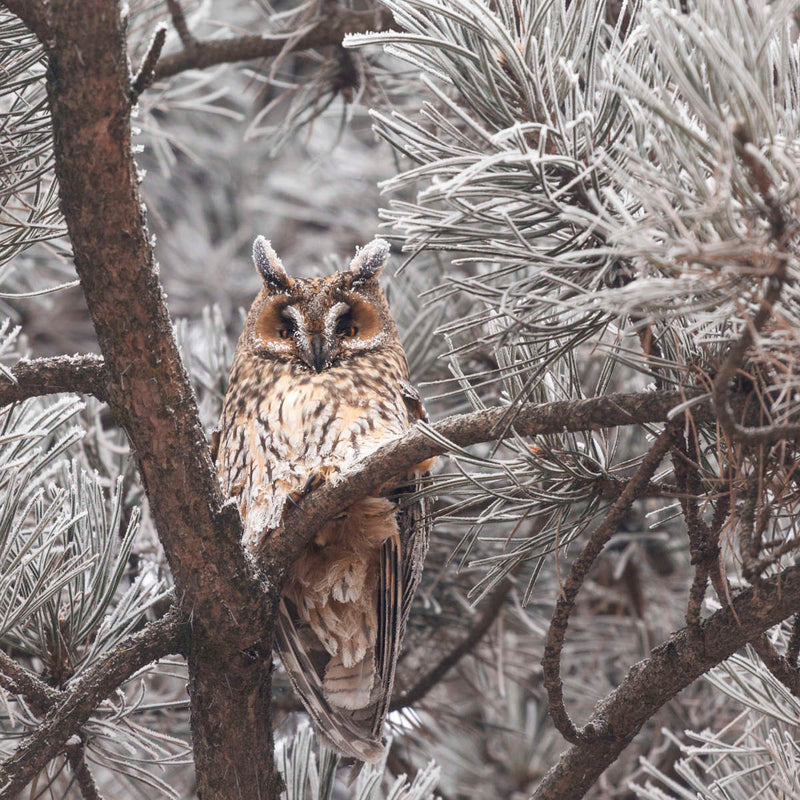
670 431 722 628
541 426 675 744
153 6 393 81
0 608 182 798
0 356 107 407
788 614 800 667
531 564 800 800
130 24 167 103
1 0 52 43
165 0 196 49
390 578 514 712
742 536 800 581
593 477 681 500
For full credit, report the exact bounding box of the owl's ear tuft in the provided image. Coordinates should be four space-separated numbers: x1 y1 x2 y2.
349 239 390 285
253 236 292 291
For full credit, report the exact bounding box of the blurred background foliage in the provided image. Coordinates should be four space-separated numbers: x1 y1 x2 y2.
1 0 799 798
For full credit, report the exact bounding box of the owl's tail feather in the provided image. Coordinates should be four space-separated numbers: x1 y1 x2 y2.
276 599 385 763
324 651 375 710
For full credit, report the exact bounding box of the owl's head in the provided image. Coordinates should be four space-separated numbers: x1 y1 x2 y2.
241 236 400 373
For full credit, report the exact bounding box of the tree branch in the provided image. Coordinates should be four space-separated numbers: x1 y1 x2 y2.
391 578 514 712
45 2 280 795
531 564 800 800
270 389 712 586
65 742 105 800
0 356 107 407
0 607 182 798
542 426 675 744
670 430 724 628
153 6 393 81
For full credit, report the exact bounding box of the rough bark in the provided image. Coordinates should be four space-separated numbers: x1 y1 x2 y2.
42 2 279 796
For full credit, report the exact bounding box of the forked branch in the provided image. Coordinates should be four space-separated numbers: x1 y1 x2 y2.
0 608 183 798
532 564 800 800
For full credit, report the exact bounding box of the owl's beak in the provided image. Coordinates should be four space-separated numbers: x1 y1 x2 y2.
308 334 328 373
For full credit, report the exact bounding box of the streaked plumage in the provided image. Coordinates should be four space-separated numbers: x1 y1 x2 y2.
215 237 432 761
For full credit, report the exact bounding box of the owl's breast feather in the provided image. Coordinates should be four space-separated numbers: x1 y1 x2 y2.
228 371 408 550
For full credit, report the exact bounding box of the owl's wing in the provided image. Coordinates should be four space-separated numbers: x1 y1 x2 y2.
368 382 433 738
274 496 430 762
366 483 431 747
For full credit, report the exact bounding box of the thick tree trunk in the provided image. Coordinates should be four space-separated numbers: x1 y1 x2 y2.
188 633 282 799
43 2 281 796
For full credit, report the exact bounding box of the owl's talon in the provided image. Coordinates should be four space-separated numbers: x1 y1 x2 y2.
286 493 300 508
302 474 322 495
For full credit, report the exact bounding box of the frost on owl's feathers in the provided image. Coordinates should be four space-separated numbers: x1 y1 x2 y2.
253 235 292 290
349 238 390 284
215 236 432 762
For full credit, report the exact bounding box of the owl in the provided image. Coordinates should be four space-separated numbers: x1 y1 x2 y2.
215 236 433 761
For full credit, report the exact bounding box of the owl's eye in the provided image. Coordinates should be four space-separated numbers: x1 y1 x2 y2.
336 315 358 338
277 318 295 340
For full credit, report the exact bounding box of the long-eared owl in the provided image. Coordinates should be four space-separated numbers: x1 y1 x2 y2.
216 236 432 761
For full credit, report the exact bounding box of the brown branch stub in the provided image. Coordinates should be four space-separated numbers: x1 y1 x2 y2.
751 635 800 698
0 607 182 798
153 7 393 81
130 24 168 102
65 742 105 800
541 425 675 744
0 355 107 407
532 564 800 800
391 578 513 712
